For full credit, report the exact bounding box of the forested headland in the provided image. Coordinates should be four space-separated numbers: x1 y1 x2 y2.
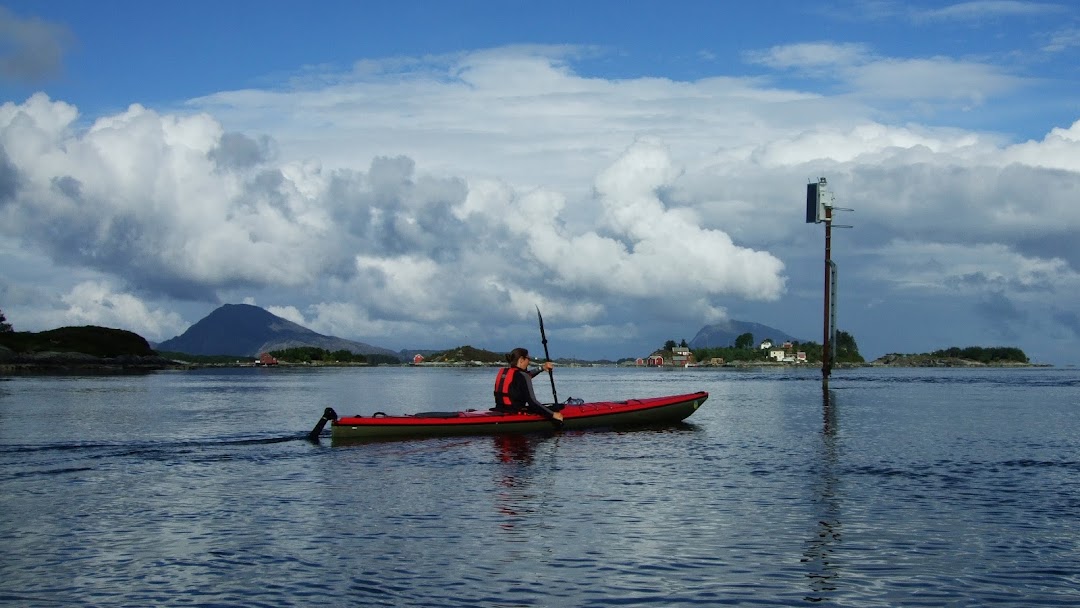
674 330 1036 367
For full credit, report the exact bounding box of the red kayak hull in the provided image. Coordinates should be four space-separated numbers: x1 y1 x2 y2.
330 391 708 441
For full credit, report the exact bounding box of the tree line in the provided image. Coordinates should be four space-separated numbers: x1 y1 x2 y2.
267 346 400 365
660 330 865 364
928 346 1028 364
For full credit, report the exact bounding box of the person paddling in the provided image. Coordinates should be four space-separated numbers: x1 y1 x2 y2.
492 348 564 423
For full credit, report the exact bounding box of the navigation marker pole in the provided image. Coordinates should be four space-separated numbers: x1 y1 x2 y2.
806 178 852 387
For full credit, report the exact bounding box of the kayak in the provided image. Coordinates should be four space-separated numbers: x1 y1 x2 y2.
312 391 709 441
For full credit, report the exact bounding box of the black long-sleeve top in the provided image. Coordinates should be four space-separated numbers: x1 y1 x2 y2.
497 367 558 420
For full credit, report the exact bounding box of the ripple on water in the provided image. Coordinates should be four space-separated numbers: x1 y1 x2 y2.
2 368 1080 606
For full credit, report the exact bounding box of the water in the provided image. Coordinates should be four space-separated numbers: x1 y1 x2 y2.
1 366 1078 607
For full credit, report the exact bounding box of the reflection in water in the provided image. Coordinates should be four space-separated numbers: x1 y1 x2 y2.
803 387 841 602
5 369 1080 605
493 435 541 529
495 434 536 465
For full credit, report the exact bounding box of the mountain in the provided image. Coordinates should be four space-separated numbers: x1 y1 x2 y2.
688 320 804 349
156 303 400 358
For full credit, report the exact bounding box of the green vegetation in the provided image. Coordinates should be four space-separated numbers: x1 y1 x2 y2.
133 347 402 365
0 308 12 333
733 332 754 349
685 330 864 364
264 346 399 365
268 346 368 363
426 345 505 364
877 346 1030 366
0 326 155 357
834 331 863 362
161 347 400 365
930 346 1028 364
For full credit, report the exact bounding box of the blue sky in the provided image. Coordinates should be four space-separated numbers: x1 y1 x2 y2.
1 1 1079 364
11 1 1077 137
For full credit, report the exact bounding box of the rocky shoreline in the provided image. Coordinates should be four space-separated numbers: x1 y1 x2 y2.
864 354 1048 367
0 347 188 373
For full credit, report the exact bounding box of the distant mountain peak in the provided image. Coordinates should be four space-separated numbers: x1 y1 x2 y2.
157 303 399 358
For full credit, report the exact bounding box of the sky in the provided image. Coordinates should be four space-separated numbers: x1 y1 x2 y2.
1 1 1079 365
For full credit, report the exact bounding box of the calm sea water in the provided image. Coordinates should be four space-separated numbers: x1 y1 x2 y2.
1 366 1078 607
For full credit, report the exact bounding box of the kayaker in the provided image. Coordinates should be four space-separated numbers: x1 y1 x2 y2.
493 348 564 423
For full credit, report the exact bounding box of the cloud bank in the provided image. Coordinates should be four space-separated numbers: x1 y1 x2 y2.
1 44 1079 363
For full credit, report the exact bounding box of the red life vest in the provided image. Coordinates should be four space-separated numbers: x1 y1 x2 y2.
493 367 518 409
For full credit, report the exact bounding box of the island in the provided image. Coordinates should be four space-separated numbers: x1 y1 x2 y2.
0 325 1045 373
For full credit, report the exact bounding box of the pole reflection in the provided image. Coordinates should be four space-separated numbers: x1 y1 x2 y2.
802 387 841 602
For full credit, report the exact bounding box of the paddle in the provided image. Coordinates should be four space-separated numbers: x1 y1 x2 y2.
536 306 559 405
307 407 338 442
